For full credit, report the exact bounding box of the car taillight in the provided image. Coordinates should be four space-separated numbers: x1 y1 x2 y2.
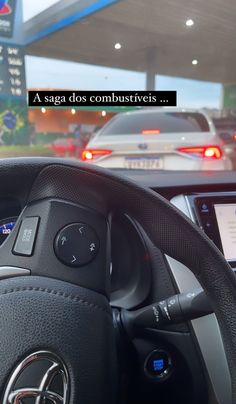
177 146 222 159
142 129 161 135
81 149 112 161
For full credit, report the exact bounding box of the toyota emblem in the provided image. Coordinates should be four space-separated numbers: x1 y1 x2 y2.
3 351 69 403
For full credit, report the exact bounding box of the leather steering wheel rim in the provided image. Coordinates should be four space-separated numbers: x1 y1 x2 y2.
0 157 235 403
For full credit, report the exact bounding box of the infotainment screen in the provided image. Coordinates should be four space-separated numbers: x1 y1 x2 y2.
214 204 236 262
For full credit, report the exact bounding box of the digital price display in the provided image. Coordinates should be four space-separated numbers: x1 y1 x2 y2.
0 42 26 98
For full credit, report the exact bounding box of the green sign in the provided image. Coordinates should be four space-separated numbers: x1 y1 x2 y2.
223 85 236 109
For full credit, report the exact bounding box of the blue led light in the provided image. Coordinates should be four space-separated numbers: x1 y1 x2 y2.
153 359 164 372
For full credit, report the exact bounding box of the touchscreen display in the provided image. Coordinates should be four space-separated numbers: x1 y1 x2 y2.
214 204 236 262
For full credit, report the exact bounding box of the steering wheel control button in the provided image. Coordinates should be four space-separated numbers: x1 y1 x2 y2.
144 350 173 381
13 217 39 256
54 223 99 267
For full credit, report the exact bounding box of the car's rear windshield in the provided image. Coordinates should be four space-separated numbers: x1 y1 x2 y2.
100 111 210 135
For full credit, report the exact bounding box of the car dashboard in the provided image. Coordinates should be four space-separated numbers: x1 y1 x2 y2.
0 169 234 404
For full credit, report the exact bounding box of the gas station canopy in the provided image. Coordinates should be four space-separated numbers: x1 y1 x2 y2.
24 0 236 84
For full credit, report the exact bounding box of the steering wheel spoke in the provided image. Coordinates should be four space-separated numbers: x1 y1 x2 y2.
0 198 111 294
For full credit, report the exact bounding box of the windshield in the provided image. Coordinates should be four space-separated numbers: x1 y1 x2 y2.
0 0 235 172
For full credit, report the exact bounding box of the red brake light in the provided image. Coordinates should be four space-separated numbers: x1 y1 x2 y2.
81 149 112 161
177 146 222 159
142 129 160 135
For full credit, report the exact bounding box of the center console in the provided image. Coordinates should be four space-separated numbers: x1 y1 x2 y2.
186 192 236 269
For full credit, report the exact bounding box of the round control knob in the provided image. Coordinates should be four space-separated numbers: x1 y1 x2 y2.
144 349 173 382
54 223 99 267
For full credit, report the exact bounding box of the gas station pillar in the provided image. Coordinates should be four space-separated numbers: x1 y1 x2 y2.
145 48 156 91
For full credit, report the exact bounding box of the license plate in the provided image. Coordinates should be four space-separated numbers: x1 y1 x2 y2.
124 157 163 170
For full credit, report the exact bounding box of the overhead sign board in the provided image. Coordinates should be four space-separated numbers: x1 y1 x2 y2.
24 0 119 44
0 0 17 38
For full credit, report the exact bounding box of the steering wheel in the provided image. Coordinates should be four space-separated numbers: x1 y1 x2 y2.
0 158 235 404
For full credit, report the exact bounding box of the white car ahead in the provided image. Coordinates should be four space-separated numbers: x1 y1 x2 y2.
81 108 232 171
